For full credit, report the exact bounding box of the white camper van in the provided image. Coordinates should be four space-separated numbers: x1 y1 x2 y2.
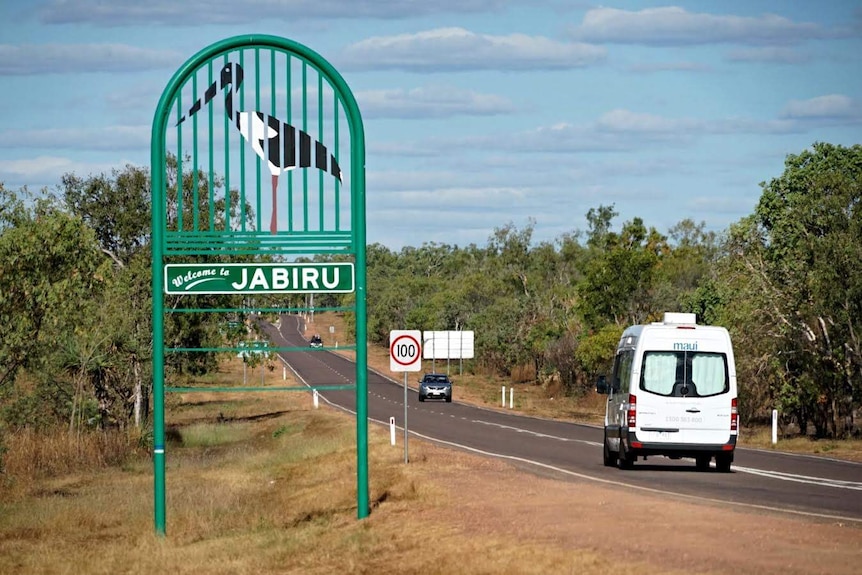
596 312 738 472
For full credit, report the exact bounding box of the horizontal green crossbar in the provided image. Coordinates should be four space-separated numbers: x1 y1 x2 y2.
166 384 356 393
165 247 353 256
165 230 353 240
167 306 354 313
166 345 356 353
164 231 354 256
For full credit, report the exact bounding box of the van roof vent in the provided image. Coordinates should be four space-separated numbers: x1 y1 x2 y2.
663 312 697 325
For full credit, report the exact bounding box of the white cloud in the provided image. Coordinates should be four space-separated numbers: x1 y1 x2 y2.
780 95 858 119
477 114 698 153
725 46 809 64
375 185 527 209
0 126 150 151
357 85 517 119
626 61 712 73
0 155 78 178
712 117 798 135
39 0 519 26
0 155 127 189
0 43 181 75
595 109 698 134
435 110 802 156
339 27 606 72
570 6 838 46
370 169 530 193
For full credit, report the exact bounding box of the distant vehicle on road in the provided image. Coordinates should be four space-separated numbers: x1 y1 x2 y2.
309 334 323 348
596 312 738 472
418 373 452 403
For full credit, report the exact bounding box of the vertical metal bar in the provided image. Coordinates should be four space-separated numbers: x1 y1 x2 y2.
403 372 408 463
354 123 369 517
192 73 199 231
334 91 340 231
239 50 246 231
176 94 183 231
255 48 262 232
223 54 231 231
271 51 277 127
208 62 215 230
271 51 277 234
286 55 294 232
152 225 166 535
151 87 169 538
266 48 278 235
302 60 308 231
318 72 324 231
346 83 369 519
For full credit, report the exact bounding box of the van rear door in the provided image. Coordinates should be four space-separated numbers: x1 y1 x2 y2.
636 350 732 445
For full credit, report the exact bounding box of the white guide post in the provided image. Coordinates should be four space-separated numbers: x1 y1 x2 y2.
772 409 778 444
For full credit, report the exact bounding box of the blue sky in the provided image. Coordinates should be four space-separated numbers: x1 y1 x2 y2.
1 1 860 249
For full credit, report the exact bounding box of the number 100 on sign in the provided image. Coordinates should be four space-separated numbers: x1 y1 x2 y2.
390 330 422 372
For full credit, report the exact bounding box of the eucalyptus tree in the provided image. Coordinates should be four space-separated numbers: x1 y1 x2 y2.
0 187 105 393
752 143 862 437
576 216 666 329
0 186 111 434
689 216 786 425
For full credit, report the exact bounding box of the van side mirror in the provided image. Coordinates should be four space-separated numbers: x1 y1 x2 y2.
596 375 608 394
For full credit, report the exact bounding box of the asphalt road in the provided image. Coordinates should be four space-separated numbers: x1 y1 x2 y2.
261 315 862 524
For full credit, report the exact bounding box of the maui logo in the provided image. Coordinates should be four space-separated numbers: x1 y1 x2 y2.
673 342 698 351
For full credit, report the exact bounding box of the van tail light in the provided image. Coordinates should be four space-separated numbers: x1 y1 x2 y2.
627 394 637 428
730 398 738 432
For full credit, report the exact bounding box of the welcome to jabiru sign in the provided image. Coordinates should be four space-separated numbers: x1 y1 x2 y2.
164 263 355 294
151 33 369 537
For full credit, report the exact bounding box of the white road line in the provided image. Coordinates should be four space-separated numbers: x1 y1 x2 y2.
469 421 861 491
741 445 862 465
473 419 602 447
733 465 862 490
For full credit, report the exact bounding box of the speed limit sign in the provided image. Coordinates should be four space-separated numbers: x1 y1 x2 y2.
390 330 422 372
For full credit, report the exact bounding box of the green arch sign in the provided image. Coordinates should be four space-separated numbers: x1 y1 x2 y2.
150 34 368 536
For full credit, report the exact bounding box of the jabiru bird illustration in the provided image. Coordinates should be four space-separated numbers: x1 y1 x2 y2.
178 63 342 233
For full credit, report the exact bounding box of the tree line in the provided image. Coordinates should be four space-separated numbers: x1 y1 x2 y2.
1 143 859 443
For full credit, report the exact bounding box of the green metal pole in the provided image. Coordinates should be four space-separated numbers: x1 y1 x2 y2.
151 99 167 538
354 129 369 519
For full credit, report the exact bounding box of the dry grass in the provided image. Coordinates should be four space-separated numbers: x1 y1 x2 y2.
0 362 625 575
1 429 144 495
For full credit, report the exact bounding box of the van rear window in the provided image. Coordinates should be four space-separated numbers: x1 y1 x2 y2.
640 351 728 397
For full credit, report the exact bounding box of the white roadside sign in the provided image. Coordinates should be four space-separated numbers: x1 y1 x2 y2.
423 330 474 359
390 330 422 372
